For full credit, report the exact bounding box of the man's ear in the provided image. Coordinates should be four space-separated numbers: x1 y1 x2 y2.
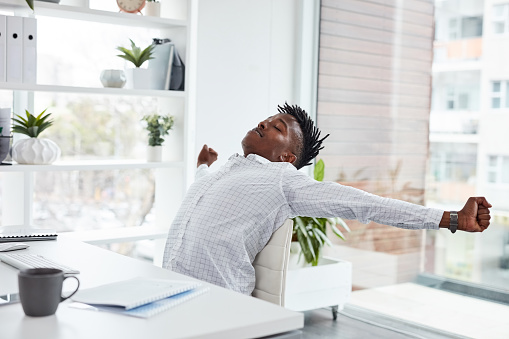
280 153 297 165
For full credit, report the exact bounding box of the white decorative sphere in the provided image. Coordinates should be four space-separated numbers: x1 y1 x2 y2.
12 138 61 165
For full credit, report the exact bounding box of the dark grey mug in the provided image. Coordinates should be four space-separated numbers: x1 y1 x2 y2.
18 268 80 317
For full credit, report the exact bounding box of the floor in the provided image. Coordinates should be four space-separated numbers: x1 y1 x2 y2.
300 283 509 339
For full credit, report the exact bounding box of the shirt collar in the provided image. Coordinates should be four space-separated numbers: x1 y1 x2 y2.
228 153 271 164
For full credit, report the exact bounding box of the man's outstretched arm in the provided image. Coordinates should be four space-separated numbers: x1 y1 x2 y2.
439 197 492 232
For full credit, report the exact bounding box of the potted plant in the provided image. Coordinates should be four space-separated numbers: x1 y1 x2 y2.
11 109 61 165
117 39 155 89
144 0 161 17
285 159 352 320
141 114 174 162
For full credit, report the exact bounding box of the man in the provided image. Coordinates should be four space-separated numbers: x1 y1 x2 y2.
163 103 491 295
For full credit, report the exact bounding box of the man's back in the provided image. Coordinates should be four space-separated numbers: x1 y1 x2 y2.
163 154 297 295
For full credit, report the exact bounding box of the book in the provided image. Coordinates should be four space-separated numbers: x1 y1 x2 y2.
164 44 175 90
70 286 210 318
0 226 57 243
71 277 201 310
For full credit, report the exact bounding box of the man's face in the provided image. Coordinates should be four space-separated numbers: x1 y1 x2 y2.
241 113 301 164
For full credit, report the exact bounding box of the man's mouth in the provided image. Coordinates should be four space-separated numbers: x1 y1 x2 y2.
253 127 263 137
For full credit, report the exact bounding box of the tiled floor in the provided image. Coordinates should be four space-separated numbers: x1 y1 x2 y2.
347 283 509 339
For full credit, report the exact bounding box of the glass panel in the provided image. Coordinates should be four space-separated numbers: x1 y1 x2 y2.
488 171 497 183
489 155 498 167
502 157 509 184
493 22 505 34
493 81 501 92
461 16 483 38
492 97 501 108
33 169 155 232
506 82 509 108
493 5 506 18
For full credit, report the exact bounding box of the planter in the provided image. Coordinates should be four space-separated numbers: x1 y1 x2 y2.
147 145 162 162
285 242 352 319
12 138 61 165
144 2 161 17
125 68 151 90
100 69 126 88
0 136 11 163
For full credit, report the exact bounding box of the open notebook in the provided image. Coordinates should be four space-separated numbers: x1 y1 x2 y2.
72 277 202 310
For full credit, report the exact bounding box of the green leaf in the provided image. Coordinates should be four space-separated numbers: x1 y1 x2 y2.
314 228 333 247
314 159 325 181
25 0 34 10
330 223 345 240
312 228 324 246
335 217 351 233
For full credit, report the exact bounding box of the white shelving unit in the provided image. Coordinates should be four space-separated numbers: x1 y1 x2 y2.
0 0 196 251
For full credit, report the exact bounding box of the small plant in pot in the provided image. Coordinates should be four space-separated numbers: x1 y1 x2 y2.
292 159 351 266
142 114 174 162
11 109 61 165
117 39 155 90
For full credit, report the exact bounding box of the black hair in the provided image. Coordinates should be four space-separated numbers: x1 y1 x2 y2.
277 103 329 169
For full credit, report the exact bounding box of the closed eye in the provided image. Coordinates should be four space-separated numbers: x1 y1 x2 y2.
274 126 281 132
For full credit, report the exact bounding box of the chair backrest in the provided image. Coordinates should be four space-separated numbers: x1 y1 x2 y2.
252 219 293 307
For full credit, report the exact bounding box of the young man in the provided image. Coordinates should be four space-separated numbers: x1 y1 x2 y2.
162 103 491 295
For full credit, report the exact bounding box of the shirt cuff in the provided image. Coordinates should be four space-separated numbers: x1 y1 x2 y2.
423 207 444 230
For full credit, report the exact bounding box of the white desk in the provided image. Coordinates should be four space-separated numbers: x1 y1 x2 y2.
0 239 303 339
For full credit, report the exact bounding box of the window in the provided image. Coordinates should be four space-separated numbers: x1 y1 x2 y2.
490 81 509 109
487 155 509 184
493 4 508 34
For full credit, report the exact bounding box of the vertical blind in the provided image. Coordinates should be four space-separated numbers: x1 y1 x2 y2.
317 0 435 288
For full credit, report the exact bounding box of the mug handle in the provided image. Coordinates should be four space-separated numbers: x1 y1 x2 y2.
60 275 80 302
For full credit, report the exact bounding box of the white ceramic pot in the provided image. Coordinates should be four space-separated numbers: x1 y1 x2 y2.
100 69 126 88
147 145 162 162
144 2 161 17
12 138 61 165
125 68 151 90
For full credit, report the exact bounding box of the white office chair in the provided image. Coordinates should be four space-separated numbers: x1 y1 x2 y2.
252 219 293 307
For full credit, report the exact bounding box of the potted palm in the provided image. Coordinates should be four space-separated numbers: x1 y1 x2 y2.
141 114 174 162
117 39 155 89
285 159 352 320
11 109 61 165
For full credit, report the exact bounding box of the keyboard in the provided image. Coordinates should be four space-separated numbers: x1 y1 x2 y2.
0 253 80 274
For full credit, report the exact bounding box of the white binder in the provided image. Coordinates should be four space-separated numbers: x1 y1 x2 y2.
22 17 36 84
0 15 6 82
6 16 23 83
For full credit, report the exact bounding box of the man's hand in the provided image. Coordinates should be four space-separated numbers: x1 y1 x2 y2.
197 144 218 167
458 197 492 232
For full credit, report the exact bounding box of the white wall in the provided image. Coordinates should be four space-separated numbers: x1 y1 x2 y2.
193 0 301 170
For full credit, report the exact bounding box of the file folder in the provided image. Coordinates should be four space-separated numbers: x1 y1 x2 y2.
0 15 6 82
22 17 36 84
6 16 23 83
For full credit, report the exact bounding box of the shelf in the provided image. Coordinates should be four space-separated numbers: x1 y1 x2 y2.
0 0 187 29
0 159 184 172
0 82 186 97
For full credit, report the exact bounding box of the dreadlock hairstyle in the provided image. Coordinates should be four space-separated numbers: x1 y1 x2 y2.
277 103 329 170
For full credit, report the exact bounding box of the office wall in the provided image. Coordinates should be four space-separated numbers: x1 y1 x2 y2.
193 0 301 169
317 0 435 289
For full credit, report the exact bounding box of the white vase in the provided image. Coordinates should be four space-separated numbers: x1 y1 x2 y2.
144 2 161 17
100 69 126 88
12 138 61 165
147 145 162 162
125 68 151 90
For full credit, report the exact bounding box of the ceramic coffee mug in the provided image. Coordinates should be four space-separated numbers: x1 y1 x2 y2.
18 268 80 317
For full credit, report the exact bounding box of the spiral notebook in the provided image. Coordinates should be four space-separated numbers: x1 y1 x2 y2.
71 277 202 310
0 227 57 242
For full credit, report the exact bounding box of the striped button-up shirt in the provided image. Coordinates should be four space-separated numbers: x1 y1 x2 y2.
162 153 443 295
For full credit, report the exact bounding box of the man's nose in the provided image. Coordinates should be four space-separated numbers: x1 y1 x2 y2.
258 121 267 129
